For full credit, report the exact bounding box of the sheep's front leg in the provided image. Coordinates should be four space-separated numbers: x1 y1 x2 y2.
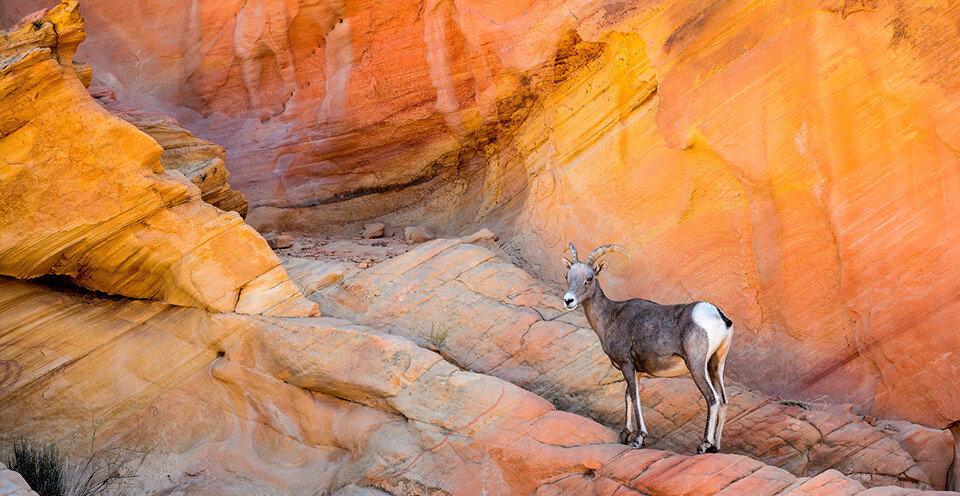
620 386 636 444
634 371 648 439
619 362 645 448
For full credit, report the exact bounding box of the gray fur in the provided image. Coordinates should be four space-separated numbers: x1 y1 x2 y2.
562 243 733 454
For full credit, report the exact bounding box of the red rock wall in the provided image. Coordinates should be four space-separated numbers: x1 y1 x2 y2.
1 0 957 430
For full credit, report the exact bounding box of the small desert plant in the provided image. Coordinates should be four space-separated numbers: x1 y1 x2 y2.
3 421 151 496
777 395 827 411
4 439 66 496
63 420 151 496
778 399 813 410
425 323 468 370
428 324 450 349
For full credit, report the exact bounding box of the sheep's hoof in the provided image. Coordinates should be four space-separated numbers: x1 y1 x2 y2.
697 442 719 454
630 439 644 449
618 429 633 445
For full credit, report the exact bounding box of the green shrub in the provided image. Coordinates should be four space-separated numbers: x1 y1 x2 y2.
4 432 149 496
429 324 450 348
4 438 66 496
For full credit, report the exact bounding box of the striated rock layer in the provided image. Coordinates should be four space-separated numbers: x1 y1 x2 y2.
0 2 314 316
494 0 960 435
0 275 953 496
283 233 954 490
90 86 249 217
0 0 955 433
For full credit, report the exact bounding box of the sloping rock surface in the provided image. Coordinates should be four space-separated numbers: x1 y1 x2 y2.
2 0 956 432
284 233 953 490
89 86 249 217
0 275 952 496
0 2 314 316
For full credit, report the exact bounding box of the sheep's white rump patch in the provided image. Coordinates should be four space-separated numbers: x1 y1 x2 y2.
692 302 730 357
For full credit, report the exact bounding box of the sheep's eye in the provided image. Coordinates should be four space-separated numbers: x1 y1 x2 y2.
585 278 593 284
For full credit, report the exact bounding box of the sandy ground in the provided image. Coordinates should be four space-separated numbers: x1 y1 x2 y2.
271 230 420 269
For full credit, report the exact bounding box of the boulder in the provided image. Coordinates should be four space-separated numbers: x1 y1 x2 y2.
264 233 293 250
877 420 956 490
361 223 385 239
0 463 39 496
403 226 434 244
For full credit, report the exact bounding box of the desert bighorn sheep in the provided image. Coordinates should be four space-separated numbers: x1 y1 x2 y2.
562 243 733 454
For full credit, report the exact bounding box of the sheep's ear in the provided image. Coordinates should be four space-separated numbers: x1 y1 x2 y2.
595 261 606 275
562 257 573 270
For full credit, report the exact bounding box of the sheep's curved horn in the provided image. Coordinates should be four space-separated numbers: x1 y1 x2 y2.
567 242 579 263
585 244 631 266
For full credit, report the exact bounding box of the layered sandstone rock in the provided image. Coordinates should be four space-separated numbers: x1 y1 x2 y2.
2 0 954 434
90 86 249 217
0 2 314 316
496 0 960 434
283 233 953 490
878 420 957 491
0 275 950 496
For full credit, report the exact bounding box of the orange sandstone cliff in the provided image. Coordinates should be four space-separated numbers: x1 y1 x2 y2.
0 0 315 317
2 0 953 431
1 0 959 494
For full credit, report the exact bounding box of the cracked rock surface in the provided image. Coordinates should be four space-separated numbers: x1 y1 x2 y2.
1 274 953 495
284 232 955 491
3 0 957 434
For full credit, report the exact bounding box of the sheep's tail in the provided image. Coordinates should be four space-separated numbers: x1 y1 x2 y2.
716 308 733 328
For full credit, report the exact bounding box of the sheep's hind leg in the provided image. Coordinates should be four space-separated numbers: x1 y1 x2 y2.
707 335 731 450
686 353 720 454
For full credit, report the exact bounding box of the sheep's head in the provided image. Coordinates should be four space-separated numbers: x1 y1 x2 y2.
561 243 631 310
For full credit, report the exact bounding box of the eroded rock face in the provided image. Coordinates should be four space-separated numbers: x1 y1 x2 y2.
0 2 315 316
495 0 960 434
89 86 249 217
0 275 948 496
283 234 952 490
1 0 955 432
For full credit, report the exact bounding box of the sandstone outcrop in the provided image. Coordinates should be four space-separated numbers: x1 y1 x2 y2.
1 0 958 493
0 275 952 496
0 464 39 496
4 0 956 432
0 2 315 316
89 86 249 217
403 226 434 244
284 233 954 490
361 223 385 239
